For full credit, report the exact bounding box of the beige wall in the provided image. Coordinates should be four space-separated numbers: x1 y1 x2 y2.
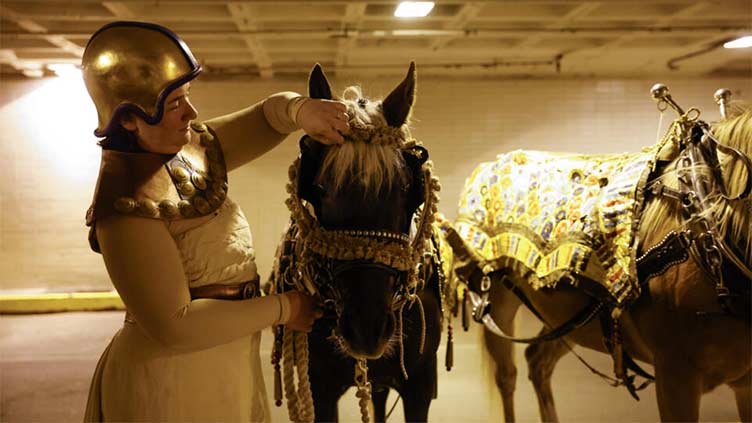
1 74 749 292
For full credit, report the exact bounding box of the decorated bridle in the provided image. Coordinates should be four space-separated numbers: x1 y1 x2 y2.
280 130 440 313
270 120 441 423
640 84 752 316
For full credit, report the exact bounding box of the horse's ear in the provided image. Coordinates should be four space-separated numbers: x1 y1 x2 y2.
298 136 326 211
309 63 333 100
382 61 416 128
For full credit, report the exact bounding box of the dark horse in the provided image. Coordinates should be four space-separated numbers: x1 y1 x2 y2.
444 88 751 422
269 63 447 422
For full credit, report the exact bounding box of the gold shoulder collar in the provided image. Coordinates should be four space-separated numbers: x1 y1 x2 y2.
86 121 228 251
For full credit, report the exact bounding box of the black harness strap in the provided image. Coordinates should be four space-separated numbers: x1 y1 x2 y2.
636 230 691 283
483 273 655 398
599 308 654 400
472 274 605 344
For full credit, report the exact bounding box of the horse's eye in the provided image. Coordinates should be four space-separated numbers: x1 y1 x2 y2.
315 184 327 196
357 98 367 108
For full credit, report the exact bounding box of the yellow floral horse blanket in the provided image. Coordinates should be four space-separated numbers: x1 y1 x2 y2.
455 147 659 305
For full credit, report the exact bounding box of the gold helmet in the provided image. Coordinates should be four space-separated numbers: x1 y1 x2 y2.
82 21 202 137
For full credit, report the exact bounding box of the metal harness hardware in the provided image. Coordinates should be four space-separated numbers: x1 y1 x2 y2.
642 109 752 316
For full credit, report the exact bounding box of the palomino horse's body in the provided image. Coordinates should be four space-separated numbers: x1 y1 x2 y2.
447 100 751 422
270 64 447 422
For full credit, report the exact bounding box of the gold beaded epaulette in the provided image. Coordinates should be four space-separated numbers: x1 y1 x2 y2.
85 121 228 252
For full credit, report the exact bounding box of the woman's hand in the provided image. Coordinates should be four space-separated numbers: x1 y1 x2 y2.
297 98 350 145
283 291 323 332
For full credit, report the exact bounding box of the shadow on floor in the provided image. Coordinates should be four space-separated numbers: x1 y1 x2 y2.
0 310 738 422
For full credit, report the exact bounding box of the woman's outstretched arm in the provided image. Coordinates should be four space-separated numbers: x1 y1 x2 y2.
96 214 291 352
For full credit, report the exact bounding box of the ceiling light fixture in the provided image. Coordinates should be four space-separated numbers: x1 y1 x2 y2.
394 2 435 18
723 35 752 49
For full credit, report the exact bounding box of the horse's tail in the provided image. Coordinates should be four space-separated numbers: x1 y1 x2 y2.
436 216 516 417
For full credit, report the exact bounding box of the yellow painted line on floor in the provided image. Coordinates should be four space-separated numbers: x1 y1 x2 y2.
0 292 124 314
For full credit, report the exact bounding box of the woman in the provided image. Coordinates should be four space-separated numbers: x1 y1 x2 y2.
81 21 349 421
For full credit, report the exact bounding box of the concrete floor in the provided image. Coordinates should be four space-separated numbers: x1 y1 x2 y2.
0 309 740 423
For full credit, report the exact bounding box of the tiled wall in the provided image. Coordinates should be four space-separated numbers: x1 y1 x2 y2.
1 74 748 291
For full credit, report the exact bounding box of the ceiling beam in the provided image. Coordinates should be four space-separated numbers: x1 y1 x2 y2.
0 4 84 73
0 49 23 68
0 48 79 77
429 2 484 51
101 2 136 19
227 3 274 78
1 0 747 80
564 1 717 73
516 2 602 49
651 2 745 74
4 25 747 40
596 1 712 49
336 3 367 67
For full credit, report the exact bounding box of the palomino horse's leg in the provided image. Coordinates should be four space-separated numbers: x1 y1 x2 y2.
654 354 702 422
371 387 389 423
484 282 523 422
729 371 752 422
524 336 568 423
484 330 517 422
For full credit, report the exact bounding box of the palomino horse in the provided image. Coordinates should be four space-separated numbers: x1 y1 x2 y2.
269 63 450 423
444 87 751 422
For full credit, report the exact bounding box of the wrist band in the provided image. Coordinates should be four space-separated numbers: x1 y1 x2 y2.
276 294 284 324
287 96 311 126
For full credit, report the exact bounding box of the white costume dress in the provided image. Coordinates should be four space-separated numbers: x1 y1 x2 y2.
85 198 272 422
84 95 302 422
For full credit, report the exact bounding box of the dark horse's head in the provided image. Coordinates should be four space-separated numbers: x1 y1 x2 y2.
293 63 434 359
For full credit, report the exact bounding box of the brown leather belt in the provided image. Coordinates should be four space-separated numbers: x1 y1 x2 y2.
189 277 260 300
124 277 260 324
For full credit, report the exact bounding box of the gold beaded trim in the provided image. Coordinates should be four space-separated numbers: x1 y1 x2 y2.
333 229 410 243
112 122 228 219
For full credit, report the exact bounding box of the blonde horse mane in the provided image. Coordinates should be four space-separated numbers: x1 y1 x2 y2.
316 86 409 197
641 102 752 266
712 102 752 266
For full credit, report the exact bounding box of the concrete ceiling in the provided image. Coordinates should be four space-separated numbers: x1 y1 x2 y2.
1 0 750 79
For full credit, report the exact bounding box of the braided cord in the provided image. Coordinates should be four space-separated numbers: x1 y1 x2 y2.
294 332 315 422
354 359 372 423
415 294 427 355
282 330 316 423
282 329 300 422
